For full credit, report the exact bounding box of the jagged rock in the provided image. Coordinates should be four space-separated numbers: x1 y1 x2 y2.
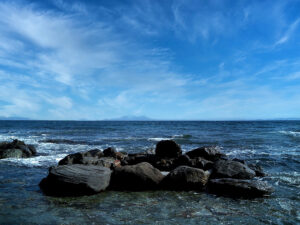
110 162 164 191
212 160 256 179
155 140 182 158
39 164 112 196
161 166 211 190
186 146 225 161
0 139 37 159
208 178 274 198
58 149 103 165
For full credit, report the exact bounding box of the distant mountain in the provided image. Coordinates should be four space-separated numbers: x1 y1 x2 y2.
105 115 153 121
0 116 30 120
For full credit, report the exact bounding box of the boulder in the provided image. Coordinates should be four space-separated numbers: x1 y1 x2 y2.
155 140 182 158
212 160 256 179
39 164 112 196
110 162 164 191
103 147 117 158
186 146 225 161
161 166 211 190
0 139 37 159
208 178 274 198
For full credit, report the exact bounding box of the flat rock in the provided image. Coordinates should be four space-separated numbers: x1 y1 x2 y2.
39 164 112 196
0 139 36 159
161 166 211 190
110 162 164 191
208 178 274 198
155 140 182 158
212 160 256 179
186 146 224 161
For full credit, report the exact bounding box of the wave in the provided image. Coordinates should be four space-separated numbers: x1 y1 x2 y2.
147 137 170 141
0 154 67 168
148 134 192 142
172 134 192 139
39 139 89 145
279 131 300 138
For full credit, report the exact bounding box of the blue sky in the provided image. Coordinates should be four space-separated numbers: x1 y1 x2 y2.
0 0 300 120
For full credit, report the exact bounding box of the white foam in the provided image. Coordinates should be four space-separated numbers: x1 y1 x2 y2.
279 130 300 137
0 154 67 167
147 137 169 141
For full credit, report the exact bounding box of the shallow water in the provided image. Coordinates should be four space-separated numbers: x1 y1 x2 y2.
0 120 299 224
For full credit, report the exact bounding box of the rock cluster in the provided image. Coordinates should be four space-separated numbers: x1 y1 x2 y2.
39 140 274 198
0 139 36 159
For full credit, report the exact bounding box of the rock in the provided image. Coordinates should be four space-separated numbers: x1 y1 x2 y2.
155 140 182 158
212 160 256 179
123 154 159 166
39 164 112 196
208 178 274 198
175 154 191 166
186 146 224 161
190 157 214 170
0 139 37 159
154 158 176 171
110 162 164 191
161 166 211 190
103 147 117 158
58 149 103 165
248 163 266 177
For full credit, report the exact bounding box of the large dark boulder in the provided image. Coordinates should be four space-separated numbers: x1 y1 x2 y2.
212 160 256 179
248 163 266 177
155 140 182 158
0 139 36 159
186 146 225 161
208 178 274 198
103 147 117 158
161 166 211 190
110 162 164 191
39 164 112 196
190 157 214 170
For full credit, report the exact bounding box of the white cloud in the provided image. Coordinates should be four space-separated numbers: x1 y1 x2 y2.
275 18 300 46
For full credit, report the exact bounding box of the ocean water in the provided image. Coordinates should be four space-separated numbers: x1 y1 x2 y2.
0 120 299 224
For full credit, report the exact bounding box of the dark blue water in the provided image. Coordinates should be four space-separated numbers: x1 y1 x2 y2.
0 121 299 224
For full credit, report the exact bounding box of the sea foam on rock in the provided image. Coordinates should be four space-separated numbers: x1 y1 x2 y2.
0 139 36 159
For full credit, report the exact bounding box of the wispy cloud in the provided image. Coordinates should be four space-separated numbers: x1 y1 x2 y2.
275 18 300 46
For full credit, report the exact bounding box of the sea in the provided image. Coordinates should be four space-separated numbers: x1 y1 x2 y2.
0 120 299 224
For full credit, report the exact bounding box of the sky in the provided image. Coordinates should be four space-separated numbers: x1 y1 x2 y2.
0 0 300 120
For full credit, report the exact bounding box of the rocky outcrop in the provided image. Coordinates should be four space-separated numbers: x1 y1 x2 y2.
161 166 211 190
39 164 112 196
39 140 272 199
212 160 256 179
155 140 182 158
208 178 274 198
110 162 164 191
0 139 36 159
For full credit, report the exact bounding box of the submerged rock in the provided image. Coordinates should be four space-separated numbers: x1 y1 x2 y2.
58 149 103 165
212 160 256 179
39 164 112 196
161 166 211 190
208 178 274 198
110 162 164 191
0 139 36 159
155 140 182 158
186 146 225 161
